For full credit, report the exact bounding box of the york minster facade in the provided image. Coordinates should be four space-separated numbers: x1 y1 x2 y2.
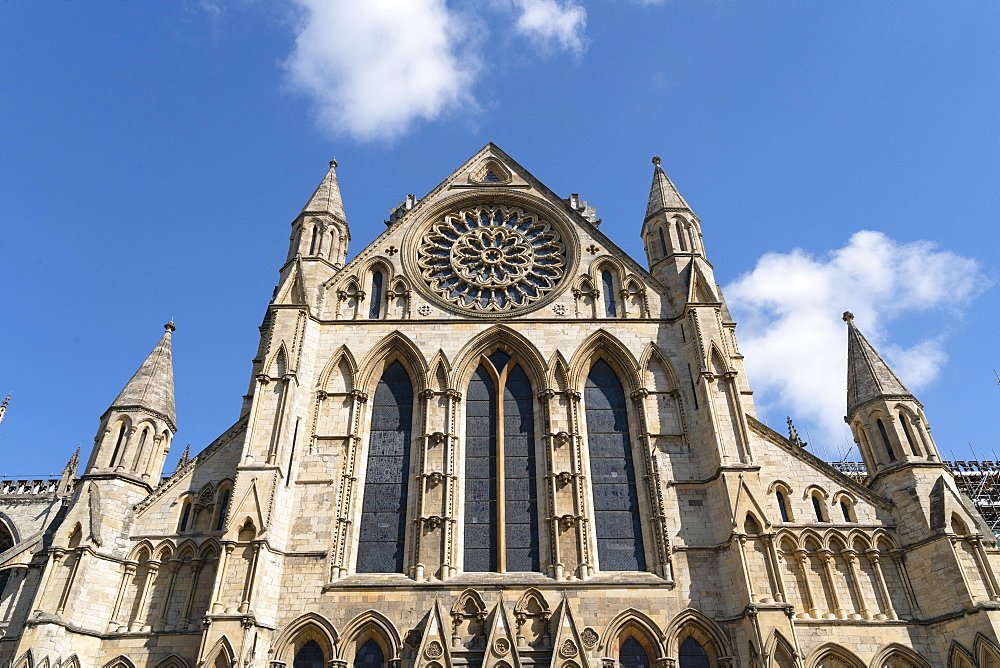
2 145 999 667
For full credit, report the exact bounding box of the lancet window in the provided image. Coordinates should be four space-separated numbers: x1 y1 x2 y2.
357 361 414 573
877 418 896 462
586 360 645 571
369 271 384 319
294 641 325 668
679 637 710 668
355 639 385 668
602 271 618 317
464 350 540 572
619 637 650 668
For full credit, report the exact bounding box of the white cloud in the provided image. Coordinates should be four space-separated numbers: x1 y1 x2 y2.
724 231 986 459
512 0 587 54
284 0 480 141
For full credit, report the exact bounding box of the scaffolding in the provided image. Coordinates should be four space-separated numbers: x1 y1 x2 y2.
830 460 1000 536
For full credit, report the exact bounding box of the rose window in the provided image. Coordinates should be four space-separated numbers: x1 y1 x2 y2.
417 205 566 312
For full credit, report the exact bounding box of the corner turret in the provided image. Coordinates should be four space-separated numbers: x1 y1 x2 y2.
83 322 177 487
843 312 940 474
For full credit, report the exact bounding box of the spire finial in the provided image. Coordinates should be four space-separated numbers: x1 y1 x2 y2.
842 311 854 324
164 321 176 332
0 393 9 427
329 158 338 168
652 156 662 166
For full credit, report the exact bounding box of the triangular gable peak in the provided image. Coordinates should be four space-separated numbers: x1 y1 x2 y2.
326 143 665 320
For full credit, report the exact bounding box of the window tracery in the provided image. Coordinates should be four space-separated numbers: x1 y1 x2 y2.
464 351 540 572
416 205 567 313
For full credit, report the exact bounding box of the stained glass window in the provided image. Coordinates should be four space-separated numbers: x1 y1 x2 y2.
369 272 383 320
602 271 617 317
357 362 413 573
586 360 645 571
619 637 650 668
679 637 710 668
465 364 498 572
294 640 325 668
355 639 385 668
465 354 539 572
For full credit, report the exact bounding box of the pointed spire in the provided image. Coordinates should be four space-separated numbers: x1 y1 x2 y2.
645 155 691 220
301 159 347 222
0 393 9 427
177 443 191 468
109 322 177 430
844 311 914 416
64 447 81 475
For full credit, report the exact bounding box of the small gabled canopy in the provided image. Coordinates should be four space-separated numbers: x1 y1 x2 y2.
301 159 347 222
844 311 915 416
645 156 691 220
109 322 177 430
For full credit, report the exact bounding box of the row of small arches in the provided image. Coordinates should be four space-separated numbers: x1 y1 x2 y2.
100 416 171 474
770 482 861 525
649 214 701 261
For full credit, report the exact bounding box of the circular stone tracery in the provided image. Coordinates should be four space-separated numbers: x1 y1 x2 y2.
417 205 567 312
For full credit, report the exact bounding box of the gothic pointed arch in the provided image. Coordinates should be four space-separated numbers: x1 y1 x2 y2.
451 324 547 391
568 329 641 393
272 612 341 665
515 588 552 648
548 350 570 392
639 344 679 391
127 540 155 563
154 654 189 668
515 587 550 616
13 650 34 668
339 609 403 662
61 657 81 668
0 512 20 547
428 350 451 393
267 344 289 377
871 644 932 668
805 643 865 668
471 157 513 184
600 608 665 658
948 642 975 668
356 331 429 396
102 657 137 668
203 635 236 668
765 631 797 668
664 608 731 659
976 634 1000 668
319 346 358 392
452 588 488 617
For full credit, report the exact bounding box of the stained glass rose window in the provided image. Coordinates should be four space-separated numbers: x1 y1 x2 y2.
417 205 567 312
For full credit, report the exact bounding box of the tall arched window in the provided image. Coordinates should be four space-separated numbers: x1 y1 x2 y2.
658 227 668 256
132 428 148 470
679 637 710 668
294 640 325 668
676 221 689 251
811 494 826 522
214 487 231 532
602 271 617 317
464 351 539 572
586 360 645 571
899 413 921 455
775 490 790 522
357 361 414 573
109 422 128 468
619 637 650 668
369 271 384 320
877 418 896 462
355 639 385 668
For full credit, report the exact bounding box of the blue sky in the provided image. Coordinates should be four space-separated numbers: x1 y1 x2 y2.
1 1 997 476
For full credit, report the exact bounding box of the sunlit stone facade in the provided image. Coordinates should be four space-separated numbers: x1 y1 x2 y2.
2 145 1000 667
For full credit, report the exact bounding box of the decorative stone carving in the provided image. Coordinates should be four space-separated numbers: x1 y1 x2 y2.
494 637 511 656
416 204 567 313
581 627 599 649
404 628 422 648
560 638 578 658
426 640 444 659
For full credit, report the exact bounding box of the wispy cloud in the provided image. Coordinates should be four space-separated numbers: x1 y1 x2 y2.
284 0 480 141
512 0 587 54
283 0 591 141
724 231 986 459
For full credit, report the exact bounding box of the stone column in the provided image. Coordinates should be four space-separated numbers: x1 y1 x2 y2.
32 547 64 615
178 558 204 628
131 559 160 632
153 557 181 631
108 562 137 632
211 542 235 614
889 549 922 613
239 540 263 613
866 549 896 620
55 547 86 615
737 534 757 602
794 550 818 618
765 535 786 603
972 537 1000 602
842 550 871 619
819 550 844 618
